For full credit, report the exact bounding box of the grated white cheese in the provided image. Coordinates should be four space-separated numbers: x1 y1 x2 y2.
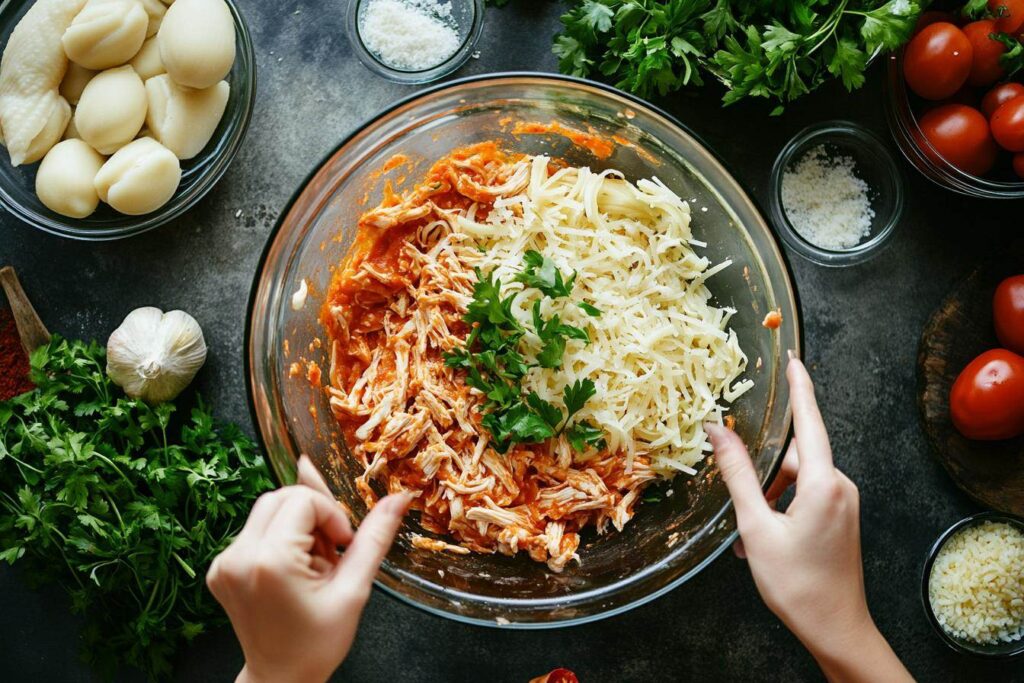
928 521 1024 645
453 157 751 475
358 0 461 71
781 144 875 251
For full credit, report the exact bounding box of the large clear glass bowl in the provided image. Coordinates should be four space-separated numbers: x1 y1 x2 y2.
247 74 801 627
0 0 256 240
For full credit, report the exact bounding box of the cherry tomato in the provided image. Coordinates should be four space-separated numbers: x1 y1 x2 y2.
917 104 999 175
990 0 1024 34
950 349 1024 440
1014 151 1024 177
981 82 1024 117
994 275 1024 354
903 23 974 100
963 20 1006 86
991 96 1024 150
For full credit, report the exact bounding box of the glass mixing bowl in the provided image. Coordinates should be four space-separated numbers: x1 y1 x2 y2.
0 0 256 240
247 74 800 627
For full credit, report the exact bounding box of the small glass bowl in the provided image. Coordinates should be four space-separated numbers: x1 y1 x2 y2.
921 511 1024 660
346 0 484 84
885 50 1024 199
769 121 904 267
0 0 256 241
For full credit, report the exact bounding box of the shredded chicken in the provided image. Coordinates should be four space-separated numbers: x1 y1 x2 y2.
321 143 657 572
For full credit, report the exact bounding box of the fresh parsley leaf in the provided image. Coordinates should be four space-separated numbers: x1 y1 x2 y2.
556 0 920 108
516 250 576 298
445 257 604 454
563 379 597 420
0 337 273 680
565 419 606 453
578 302 602 317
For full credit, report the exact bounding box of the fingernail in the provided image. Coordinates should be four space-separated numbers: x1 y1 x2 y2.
703 421 723 437
786 349 796 361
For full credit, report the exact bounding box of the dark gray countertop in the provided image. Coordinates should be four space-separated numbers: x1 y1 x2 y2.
3 2 1023 681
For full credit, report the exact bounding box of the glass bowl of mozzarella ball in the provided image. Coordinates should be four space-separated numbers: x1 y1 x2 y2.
0 0 255 240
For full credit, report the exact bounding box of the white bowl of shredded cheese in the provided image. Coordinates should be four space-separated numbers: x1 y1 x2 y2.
769 121 904 267
347 0 484 84
923 512 1024 659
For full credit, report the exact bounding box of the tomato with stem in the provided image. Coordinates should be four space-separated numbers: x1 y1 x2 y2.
963 20 1006 86
990 0 1024 34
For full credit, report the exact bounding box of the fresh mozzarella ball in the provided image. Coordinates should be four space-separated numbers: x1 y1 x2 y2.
62 0 149 70
130 36 165 80
145 75 228 159
94 137 180 214
75 65 147 154
59 63 96 105
140 0 165 37
158 0 235 89
36 139 105 218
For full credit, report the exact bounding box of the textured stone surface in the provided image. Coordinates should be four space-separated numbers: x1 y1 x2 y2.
2 2 1023 681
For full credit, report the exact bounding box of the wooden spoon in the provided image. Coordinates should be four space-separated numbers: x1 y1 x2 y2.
0 266 51 354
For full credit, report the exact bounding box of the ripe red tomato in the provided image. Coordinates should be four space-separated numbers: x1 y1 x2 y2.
963 20 1006 86
1014 151 1024 177
991 96 1024 150
903 23 974 100
950 349 1024 440
990 0 1024 33
981 82 1024 117
994 275 1024 354
917 104 999 175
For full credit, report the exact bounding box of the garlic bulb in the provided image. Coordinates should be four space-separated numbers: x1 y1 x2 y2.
106 307 207 404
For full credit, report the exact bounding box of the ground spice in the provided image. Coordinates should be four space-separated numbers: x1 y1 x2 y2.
0 307 33 400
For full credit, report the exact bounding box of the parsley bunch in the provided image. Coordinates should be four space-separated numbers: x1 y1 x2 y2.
0 337 273 679
445 251 606 454
552 0 920 111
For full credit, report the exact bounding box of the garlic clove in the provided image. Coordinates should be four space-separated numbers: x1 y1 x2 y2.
106 306 207 404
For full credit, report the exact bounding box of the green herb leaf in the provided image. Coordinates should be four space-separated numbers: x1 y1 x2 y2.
0 337 273 679
565 419 606 453
578 302 602 317
516 250 576 299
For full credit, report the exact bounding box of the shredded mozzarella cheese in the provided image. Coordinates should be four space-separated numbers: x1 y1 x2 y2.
454 156 751 475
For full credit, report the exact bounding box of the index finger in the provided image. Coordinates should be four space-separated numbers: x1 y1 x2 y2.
786 356 834 480
706 422 772 526
333 493 411 600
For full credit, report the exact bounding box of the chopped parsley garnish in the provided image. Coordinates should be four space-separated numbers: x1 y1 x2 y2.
445 254 606 454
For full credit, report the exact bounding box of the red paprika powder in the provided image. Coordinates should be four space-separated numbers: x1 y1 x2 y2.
0 307 33 400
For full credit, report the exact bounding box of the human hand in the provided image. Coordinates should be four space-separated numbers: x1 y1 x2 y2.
706 356 911 682
207 455 411 683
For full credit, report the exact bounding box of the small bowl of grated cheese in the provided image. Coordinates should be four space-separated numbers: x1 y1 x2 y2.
922 512 1024 659
347 0 484 84
769 121 904 267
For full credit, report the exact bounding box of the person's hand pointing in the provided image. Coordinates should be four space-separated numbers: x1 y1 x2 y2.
706 356 913 683
207 455 410 683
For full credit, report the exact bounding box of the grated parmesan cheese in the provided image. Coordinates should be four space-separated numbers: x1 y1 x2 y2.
928 521 1024 645
358 0 461 71
781 145 875 251
453 156 752 475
